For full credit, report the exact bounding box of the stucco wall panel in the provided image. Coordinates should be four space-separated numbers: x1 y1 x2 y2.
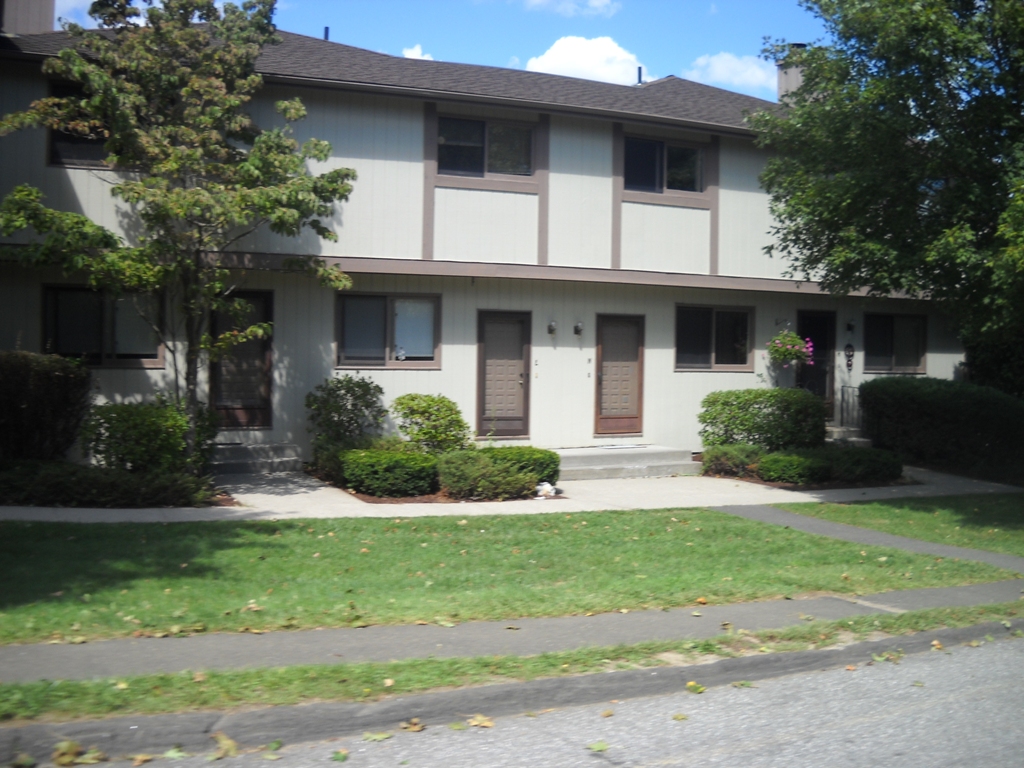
621 202 711 274
433 188 539 264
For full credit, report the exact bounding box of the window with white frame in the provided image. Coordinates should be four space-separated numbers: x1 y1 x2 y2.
437 117 533 177
336 294 440 368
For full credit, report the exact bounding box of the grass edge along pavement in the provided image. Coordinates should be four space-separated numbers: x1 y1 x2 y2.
1 601 1022 724
2 508 1020 645
778 494 1024 560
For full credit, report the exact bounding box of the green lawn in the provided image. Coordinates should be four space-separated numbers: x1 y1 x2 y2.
780 494 1024 558
1 508 1018 645
2 602 1021 722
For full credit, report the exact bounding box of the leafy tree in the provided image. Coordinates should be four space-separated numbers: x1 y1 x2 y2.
0 0 357 460
752 0 1024 396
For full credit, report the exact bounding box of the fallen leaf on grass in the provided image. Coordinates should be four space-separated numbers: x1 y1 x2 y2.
912 681 925 687
331 750 349 762
210 732 238 760
163 748 189 760
966 640 982 648
434 618 456 628
447 722 467 730
384 678 395 687
467 714 494 728
587 741 610 753
695 597 707 605
114 682 129 691
505 626 520 631
52 743 107 767
69 637 87 645
691 611 702 617
11 753 37 768
672 714 689 721
262 754 282 761
686 681 706 694
414 620 429 625
131 756 154 767
362 732 392 742
601 709 614 718
400 718 426 732
845 665 857 671
264 740 282 752
193 672 207 683
1001 620 1012 629
931 640 944 651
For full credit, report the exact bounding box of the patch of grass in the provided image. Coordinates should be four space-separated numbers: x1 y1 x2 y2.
1 602 1020 722
779 494 1024 559
0 509 1018 644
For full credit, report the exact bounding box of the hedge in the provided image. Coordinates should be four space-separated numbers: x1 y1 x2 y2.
860 377 1024 482
341 450 439 497
758 446 903 486
699 388 827 451
479 446 560 484
700 444 764 477
438 450 537 501
0 351 92 463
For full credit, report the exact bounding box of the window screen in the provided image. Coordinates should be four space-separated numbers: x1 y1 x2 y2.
487 123 532 175
393 298 435 361
624 137 662 192
342 296 387 362
666 146 700 191
438 117 485 175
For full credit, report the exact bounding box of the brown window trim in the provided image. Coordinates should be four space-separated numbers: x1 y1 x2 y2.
674 303 755 372
335 292 442 370
434 114 539 194
622 133 714 209
42 285 166 369
863 312 928 374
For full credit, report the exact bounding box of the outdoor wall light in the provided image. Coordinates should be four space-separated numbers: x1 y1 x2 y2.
574 322 584 336
547 320 557 335
847 320 855 332
844 343 855 371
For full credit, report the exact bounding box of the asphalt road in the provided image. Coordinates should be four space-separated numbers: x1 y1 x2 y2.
107 635 1024 768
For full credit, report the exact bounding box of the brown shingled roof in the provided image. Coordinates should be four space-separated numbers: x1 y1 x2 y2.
0 29 775 134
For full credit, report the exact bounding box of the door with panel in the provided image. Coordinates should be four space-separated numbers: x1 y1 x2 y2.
595 315 644 435
478 312 531 437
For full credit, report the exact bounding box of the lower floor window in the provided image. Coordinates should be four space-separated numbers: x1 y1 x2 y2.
43 287 161 365
675 305 751 369
864 314 926 372
337 294 440 367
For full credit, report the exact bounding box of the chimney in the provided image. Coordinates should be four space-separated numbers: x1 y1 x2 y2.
324 26 329 41
1 0 55 36
777 43 807 101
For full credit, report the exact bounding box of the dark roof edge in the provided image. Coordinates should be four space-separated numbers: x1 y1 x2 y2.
262 73 760 139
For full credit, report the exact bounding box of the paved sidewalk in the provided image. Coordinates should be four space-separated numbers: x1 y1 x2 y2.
0 466 1018 523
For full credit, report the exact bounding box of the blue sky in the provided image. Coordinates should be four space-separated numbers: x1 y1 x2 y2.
54 1 829 101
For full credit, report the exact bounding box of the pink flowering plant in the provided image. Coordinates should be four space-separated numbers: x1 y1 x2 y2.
766 330 814 368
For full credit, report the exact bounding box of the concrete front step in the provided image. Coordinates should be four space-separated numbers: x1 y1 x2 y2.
556 445 700 481
211 443 304 474
825 425 872 449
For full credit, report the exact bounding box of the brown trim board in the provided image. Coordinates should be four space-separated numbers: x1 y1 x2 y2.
536 113 550 266
707 136 721 275
422 101 437 260
611 122 624 270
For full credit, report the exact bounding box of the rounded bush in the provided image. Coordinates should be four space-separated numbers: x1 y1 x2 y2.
756 451 832 485
699 388 827 452
438 450 538 500
479 446 560 484
305 375 386 458
700 444 764 477
341 450 438 497
391 394 472 455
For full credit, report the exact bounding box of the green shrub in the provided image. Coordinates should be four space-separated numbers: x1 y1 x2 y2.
479 446 560 484
860 377 1024 483
699 388 827 451
756 451 833 484
828 447 903 483
0 461 213 507
438 450 537 501
80 397 216 474
700 444 764 477
305 376 386 467
341 450 438 497
0 351 92 462
391 394 472 454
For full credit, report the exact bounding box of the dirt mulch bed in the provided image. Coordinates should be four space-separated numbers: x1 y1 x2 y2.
344 488 567 504
700 471 920 493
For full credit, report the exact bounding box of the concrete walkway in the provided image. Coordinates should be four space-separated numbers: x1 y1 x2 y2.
0 466 1018 523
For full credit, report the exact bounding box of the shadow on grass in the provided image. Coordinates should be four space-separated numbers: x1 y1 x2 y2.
0 519 286 611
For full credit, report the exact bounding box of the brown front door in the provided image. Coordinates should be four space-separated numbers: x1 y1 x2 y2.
478 312 530 437
797 310 836 418
212 291 273 428
595 315 644 434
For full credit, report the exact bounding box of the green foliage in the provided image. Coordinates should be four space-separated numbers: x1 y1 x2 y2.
756 447 902 486
750 1 1024 398
81 397 216 474
0 461 213 508
0 351 92 462
306 376 386 461
699 389 827 451
0 0 357 463
860 377 1024 483
437 450 538 501
700 444 764 477
765 331 813 367
341 450 438 497
478 446 560 484
391 394 472 455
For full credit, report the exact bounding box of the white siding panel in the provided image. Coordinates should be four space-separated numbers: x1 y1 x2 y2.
620 202 710 273
718 137 789 279
548 116 613 269
433 188 538 264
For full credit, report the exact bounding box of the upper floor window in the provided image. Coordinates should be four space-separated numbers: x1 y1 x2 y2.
337 294 440 369
48 82 108 168
438 117 532 177
864 314 926 373
624 137 702 193
43 287 162 367
675 305 751 370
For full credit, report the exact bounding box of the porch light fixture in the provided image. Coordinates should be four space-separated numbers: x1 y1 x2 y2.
574 322 584 336
547 320 557 335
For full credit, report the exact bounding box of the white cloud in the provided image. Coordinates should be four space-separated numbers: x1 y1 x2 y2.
54 0 92 27
523 0 621 18
682 52 776 93
508 55 521 68
402 44 434 61
526 36 647 85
